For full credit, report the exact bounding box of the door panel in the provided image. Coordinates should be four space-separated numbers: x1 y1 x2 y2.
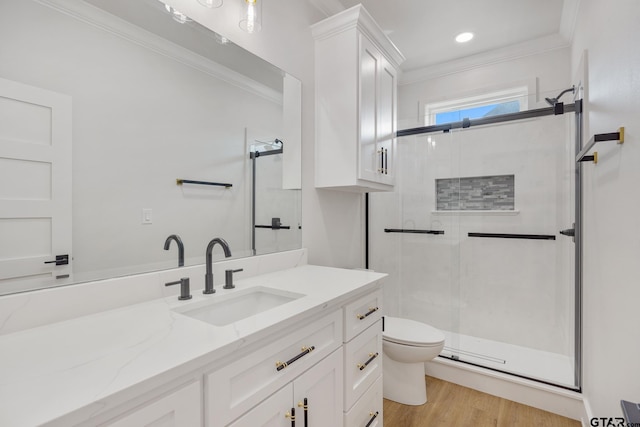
358 36 379 182
0 77 72 290
377 57 396 184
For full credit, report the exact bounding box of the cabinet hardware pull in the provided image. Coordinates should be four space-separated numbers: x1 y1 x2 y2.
384 148 388 175
357 307 379 320
357 352 379 371
365 411 379 427
285 408 296 426
276 346 315 371
297 398 308 427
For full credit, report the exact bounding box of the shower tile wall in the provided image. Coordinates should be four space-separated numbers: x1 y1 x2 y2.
436 175 515 210
370 115 574 358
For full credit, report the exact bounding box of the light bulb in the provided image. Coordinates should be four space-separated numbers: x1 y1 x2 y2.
246 2 256 33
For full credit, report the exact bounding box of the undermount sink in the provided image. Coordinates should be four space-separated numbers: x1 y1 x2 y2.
174 286 304 326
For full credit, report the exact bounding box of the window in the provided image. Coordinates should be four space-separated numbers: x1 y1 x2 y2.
425 86 529 126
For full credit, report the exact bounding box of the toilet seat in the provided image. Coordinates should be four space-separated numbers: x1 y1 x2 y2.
383 317 445 347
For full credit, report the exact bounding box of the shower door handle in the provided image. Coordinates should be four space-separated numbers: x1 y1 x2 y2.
559 224 575 242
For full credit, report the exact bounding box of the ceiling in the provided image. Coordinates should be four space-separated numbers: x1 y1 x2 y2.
309 0 579 78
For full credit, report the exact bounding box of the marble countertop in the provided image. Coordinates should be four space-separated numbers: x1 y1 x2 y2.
0 265 385 426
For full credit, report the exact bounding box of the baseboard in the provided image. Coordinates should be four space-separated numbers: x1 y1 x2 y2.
582 397 594 427
425 358 585 421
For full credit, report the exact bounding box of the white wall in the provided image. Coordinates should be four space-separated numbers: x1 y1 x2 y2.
571 0 640 418
398 47 572 129
166 0 365 270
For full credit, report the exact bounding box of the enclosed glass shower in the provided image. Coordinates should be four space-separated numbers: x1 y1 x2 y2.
369 103 581 390
250 141 302 256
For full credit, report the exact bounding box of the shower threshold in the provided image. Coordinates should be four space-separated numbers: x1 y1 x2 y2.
439 331 575 389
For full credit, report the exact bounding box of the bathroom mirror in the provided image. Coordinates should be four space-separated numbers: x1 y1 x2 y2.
0 0 302 295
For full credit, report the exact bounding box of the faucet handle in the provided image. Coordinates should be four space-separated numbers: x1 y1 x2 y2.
223 268 243 289
165 277 192 300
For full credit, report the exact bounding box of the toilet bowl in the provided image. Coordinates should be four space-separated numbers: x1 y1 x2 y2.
382 316 445 405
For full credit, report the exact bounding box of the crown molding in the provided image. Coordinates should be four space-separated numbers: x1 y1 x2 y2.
400 33 571 86
311 4 405 69
34 0 282 105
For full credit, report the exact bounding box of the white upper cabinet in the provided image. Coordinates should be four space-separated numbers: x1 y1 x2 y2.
312 5 404 192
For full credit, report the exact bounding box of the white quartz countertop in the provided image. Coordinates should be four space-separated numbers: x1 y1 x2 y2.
0 265 385 427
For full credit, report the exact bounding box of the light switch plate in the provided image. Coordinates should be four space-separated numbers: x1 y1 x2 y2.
142 208 153 224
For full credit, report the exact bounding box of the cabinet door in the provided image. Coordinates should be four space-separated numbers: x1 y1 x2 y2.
227 383 293 427
293 349 344 427
377 55 397 185
104 381 201 427
358 35 380 183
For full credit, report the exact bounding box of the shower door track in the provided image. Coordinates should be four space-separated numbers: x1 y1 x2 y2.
396 103 577 137
366 101 583 392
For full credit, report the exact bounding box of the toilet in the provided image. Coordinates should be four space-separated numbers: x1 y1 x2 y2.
382 316 445 405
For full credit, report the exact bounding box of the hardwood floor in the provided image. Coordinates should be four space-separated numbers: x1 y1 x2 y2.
383 376 580 427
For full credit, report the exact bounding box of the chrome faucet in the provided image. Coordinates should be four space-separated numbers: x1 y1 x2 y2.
204 237 232 294
164 234 184 267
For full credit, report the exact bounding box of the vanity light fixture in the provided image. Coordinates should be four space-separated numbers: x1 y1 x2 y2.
239 0 262 33
197 0 223 8
455 32 474 43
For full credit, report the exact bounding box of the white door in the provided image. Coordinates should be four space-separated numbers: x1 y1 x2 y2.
227 383 293 427
376 55 397 185
358 35 380 183
293 349 343 427
105 382 201 427
0 77 72 293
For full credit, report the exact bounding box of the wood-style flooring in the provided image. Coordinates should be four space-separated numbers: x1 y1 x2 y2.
383 376 580 427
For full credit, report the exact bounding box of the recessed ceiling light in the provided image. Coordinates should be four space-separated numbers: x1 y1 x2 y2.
455 32 474 43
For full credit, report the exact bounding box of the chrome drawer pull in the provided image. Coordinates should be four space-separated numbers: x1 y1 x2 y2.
276 346 315 372
365 411 379 427
357 307 379 320
357 352 379 371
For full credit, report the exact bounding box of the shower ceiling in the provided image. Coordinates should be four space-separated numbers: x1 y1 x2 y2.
308 0 579 73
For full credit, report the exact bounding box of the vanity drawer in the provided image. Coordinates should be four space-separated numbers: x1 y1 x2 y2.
205 310 342 427
344 319 382 411
344 289 382 342
344 375 383 427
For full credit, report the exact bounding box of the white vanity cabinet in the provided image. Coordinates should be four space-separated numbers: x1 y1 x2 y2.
104 381 201 427
228 349 343 427
312 5 404 193
205 310 343 427
342 289 384 426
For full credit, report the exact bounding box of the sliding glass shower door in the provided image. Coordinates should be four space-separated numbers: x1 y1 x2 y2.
370 111 578 389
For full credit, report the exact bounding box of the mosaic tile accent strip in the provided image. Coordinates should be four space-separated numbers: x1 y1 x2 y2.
436 175 515 211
